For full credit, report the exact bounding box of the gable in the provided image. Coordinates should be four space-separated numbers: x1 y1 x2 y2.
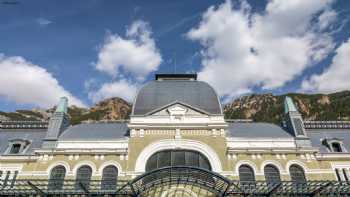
150 103 208 116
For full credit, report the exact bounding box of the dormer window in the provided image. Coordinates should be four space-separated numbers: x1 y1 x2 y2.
322 138 346 153
10 144 21 154
331 142 343 152
5 139 30 155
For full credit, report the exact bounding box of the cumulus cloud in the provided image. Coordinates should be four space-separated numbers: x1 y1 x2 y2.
95 20 162 81
90 20 161 103
301 39 350 93
88 80 138 103
187 0 336 101
0 54 85 108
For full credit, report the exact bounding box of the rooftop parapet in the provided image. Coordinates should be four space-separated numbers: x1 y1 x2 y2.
304 120 350 129
0 120 48 129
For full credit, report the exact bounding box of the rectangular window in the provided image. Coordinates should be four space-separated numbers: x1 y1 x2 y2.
335 169 342 181
10 171 18 188
158 151 171 167
343 169 349 181
10 144 21 154
293 118 305 136
332 143 343 152
185 151 199 167
3 171 10 186
172 151 185 166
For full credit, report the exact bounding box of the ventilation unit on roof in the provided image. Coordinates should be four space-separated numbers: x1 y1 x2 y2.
155 74 197 81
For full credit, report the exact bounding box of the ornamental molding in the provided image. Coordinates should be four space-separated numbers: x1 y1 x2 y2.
260 160 286 174
97 160 124 176
72 160 97 176
134 139 223 173
234 160 260 176
46 161 71 175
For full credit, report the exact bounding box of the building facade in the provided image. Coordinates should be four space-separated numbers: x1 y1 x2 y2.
1 74 350 196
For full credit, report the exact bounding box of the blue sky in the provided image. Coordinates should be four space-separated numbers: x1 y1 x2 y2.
0 0 350 111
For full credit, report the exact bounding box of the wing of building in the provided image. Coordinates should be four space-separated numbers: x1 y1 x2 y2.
1 74 350 195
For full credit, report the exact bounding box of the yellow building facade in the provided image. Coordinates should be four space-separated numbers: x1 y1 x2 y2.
1 74 349 196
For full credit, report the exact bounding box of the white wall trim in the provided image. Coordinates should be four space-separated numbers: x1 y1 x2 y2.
97 161 123 176
234 160 260 176
286 160 308 174
260 160 286 175
72 160 97 176
134 139 223 173
0 164 23 172
46 161 71 176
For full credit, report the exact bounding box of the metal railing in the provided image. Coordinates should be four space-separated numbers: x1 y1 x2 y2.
1 166 350 196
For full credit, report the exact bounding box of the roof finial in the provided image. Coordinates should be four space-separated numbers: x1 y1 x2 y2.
284 96 298 114
55 97 68 113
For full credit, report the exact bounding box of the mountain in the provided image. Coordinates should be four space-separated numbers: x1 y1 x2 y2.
1 91 350 124
69 97 131 124
0 97 132 125
224 91 350 124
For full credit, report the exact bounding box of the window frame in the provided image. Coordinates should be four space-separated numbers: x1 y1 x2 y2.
289 164 306 183
48 165 66 190
5 139 31 155
264 164 281 183
322 138 347 153
101 165 118 190
145 149 211 171
75 165 93 190
238 164 256 182
330 141 345 153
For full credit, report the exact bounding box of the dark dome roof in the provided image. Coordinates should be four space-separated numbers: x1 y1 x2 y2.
132 80 222 115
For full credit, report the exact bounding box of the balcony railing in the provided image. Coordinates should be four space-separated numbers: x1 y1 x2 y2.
1 166 350 196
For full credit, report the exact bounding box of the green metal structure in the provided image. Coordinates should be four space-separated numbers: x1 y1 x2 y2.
1 166 350 196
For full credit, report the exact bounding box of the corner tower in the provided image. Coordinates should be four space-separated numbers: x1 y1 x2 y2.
42 97 70 148
284 96 312 148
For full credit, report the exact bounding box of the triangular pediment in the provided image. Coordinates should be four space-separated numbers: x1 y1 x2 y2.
148 102 209 116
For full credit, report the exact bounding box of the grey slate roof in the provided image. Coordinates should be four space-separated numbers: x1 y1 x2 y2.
132 80 222 115
0 129 46 155
59 122 129 140
227 122 293 138
307 129 350 153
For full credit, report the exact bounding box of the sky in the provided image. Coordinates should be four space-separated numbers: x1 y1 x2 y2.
0 0 350 111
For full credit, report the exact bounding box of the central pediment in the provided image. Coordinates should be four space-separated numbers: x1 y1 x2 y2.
149 102 209 117
129 101 226 126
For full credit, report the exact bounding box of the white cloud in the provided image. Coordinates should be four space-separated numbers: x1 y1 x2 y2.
90 20 161 103
317 9 337 30
88 80 138 103
187 0 336 101
301 39 350 93
36 18 52 26
0 54 85 108
95 20 162 81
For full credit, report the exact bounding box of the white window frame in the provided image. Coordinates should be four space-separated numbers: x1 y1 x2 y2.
4 139 31 155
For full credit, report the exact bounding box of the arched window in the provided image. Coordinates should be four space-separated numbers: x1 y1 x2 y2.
289 164 306 183
75 165 92 190
264 165 281 183
239 165 255 182
101 165 118 190
48 165 66 190
145 150 211 171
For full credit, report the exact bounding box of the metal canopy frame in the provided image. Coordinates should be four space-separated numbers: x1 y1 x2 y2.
1 166 350 196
